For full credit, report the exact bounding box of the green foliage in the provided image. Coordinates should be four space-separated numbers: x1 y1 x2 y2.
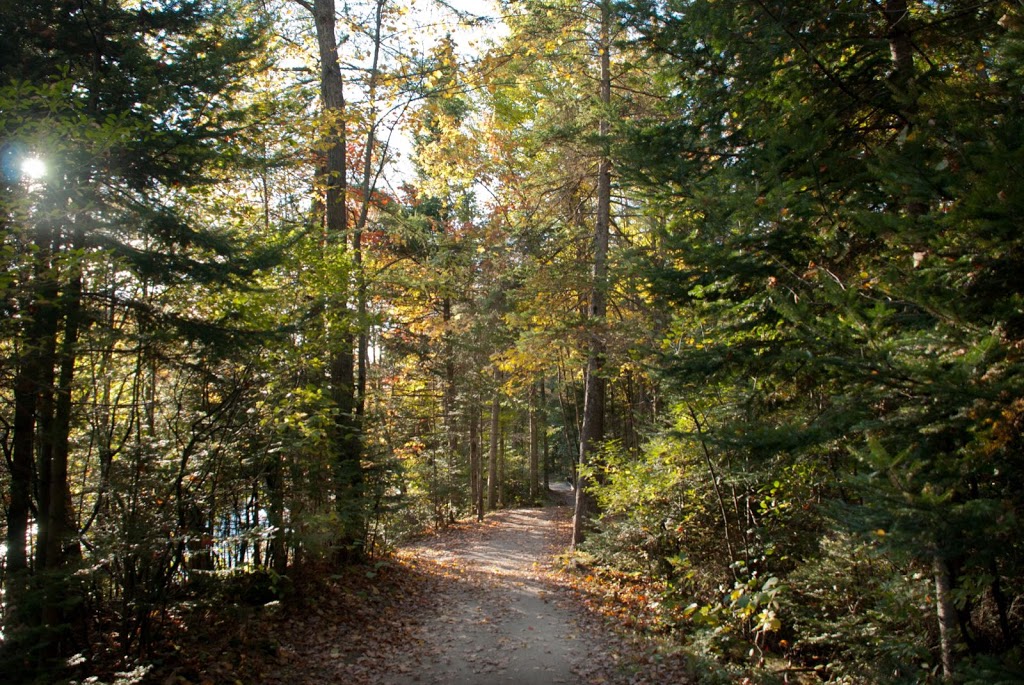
187 567 294 608
582 0 1024 679
0 1 316 680
784 533 935 683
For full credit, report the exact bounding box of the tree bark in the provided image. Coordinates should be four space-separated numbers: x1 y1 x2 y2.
312 0 347 240
498 431 506 509
487 380 500 511
354 0 386 424
540 380 549 491
529 381 539 501
933 553 957 681
884 0 914 92
5 238 59 634
266 455 288 575
39 266 85 636
442 297 458 518
471 402 483 521
310 0 363 559
572 0 612 548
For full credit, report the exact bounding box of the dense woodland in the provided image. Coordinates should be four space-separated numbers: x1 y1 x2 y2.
2 0 1023 682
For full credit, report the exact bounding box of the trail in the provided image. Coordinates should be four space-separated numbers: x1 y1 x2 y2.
250 486 640 685
387 485 624 684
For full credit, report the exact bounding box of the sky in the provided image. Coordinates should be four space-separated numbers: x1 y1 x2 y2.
404 0 506 54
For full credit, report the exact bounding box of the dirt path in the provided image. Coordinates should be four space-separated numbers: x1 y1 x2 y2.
386 491 624 684
246 488 638 685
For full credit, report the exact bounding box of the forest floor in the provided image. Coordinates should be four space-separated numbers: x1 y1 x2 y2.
144 486 691 685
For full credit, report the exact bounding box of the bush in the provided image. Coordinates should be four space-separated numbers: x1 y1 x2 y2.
784 533 934 683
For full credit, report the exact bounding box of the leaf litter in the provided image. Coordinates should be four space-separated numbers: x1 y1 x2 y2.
144 497 692 685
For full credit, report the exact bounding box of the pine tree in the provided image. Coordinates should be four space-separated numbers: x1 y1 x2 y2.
616 0 1024 678
1 0 271 672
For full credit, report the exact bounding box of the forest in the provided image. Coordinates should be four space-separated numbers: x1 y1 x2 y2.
1 0 1023 682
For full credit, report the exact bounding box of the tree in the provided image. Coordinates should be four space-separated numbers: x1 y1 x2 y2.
0 0 272 670
477 0 664 542
296 0 366 558
487 369 501 510
572 0 613 547
610 0 1024 679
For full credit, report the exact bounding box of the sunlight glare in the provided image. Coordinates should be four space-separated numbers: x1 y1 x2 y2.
20 157 46 180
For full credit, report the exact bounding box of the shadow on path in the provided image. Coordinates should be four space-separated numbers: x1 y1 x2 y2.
386 493 621 685
249 489 638 685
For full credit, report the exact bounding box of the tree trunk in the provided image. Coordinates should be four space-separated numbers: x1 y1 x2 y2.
310 0 363 559
312 0 347 240
487 383 499 511
354 0 385 424
5 241 59 635
442 297 458 517
933 553 957 681
469 400 480 520
540 380 549 491
34 325 58 576
529 382 539 501
471 402 483 521
39 268 85 649
258 142 289 576
266 455 288 575
498 432 506 509
884 0 914 92
556 360 579 482
572 0 612 548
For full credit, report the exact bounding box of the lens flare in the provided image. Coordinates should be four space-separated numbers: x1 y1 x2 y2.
20 157 46 180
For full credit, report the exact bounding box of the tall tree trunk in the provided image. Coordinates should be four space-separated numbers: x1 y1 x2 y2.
487 380 499 511
470 401 483 521
529 382 539 501
310 0 363 558
34 278 60 576
540 380 549 491
884 0 914 93
354 0 385 423
258 146 288 576
266 455 288 575
442 299 458 521
5 238 59 635
555 359 580 481
572 0 612 548
498 432 506 509
312 0 347 240
6 347 38 605
39 267 85 639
